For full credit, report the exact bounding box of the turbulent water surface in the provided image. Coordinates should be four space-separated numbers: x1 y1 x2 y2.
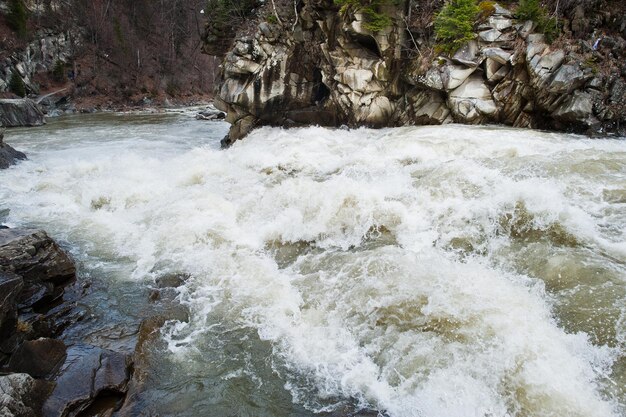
1 112 625 417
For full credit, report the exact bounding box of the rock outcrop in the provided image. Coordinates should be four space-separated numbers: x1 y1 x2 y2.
0 99 45 127
0 228 134 417
0 131 26 169
0 31 74 96
206 1 626 145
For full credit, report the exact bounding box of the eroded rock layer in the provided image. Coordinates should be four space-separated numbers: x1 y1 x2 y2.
207 1 626 145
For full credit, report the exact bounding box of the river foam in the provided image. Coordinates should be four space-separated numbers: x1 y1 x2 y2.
1 116 624 417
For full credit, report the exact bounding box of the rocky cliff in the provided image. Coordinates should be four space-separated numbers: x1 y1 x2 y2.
205 0 626 145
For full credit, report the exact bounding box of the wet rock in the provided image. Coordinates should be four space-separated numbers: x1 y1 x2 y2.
0 131 26 169
8 338 67 378
0 373 54 417
196 107 226 121
43 344 132 417
155 273 188 289
0 99 45 127
479 29 502 42
0 271 23 342
482 47 511 65
0 229 76 287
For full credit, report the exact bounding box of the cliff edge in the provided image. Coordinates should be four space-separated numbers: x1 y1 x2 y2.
204 0 626 145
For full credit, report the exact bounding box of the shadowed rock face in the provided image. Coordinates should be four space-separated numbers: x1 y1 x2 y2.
206 1 626 145
0 132 26 169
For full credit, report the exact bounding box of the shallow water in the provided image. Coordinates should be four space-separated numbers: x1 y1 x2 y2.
0 113 625 417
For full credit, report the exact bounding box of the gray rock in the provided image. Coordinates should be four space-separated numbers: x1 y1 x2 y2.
485 58 503 81
552 91 595 124
548 64 589 93
488 16 513 31
0 132 26 169
0 373 53 417
0 99 45 127
443 64 476 90
0 229 76 286
479 29 502 42
416 66 444 91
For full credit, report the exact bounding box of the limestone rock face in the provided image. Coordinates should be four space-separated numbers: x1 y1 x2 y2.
0 99 45 127
206 1 626 143
0 32 74 96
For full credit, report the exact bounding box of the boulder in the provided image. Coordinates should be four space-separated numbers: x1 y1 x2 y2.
479 29 502 42
0 373 53 417
442 64 476 90
482 47 511 65
0 229 76 287
8 338 67 378
43 344 132 417
552 91 595 125
448 74 497 122
548 64 589 94
0 131 26 169
452 41 481 67
0 99 45 127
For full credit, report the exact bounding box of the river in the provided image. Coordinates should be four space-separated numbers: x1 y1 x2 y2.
0 112 625 417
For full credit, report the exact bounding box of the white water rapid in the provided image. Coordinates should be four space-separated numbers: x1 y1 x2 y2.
0 113 624 417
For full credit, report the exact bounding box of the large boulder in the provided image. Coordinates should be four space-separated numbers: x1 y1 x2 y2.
0 229 76 287
43 344 132 417
0 132 26 169
0 99 45 127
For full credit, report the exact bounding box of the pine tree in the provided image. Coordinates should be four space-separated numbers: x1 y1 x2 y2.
9 71 26 97
6 0 28 38
434 0 480 55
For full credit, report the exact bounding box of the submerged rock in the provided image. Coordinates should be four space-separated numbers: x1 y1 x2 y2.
0 99 45 127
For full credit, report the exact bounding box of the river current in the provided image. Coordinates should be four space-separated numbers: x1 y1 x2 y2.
0 112 625 417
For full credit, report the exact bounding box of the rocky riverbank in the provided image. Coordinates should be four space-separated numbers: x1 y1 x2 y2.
205 0 626 145
0 228 136 417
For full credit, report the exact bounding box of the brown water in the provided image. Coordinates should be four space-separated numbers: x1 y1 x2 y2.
0 113 624 417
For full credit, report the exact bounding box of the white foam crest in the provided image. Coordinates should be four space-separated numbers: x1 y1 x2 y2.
0 122 624 416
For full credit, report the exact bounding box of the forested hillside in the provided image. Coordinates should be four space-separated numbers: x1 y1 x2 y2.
0 0 218 108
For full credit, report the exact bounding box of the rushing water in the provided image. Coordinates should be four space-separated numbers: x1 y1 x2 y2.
0 112 625 417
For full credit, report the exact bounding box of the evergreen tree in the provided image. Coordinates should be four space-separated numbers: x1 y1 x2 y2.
9 71 26 97
6 0 28 38
434 0 480 55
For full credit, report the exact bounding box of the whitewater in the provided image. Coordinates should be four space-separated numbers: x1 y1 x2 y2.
0 112 624 417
